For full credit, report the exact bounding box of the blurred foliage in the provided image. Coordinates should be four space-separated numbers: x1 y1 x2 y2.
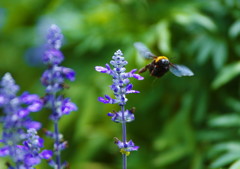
0 0 240 168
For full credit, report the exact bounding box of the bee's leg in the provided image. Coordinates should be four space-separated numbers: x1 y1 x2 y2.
150 65 157 76
139 64 150 73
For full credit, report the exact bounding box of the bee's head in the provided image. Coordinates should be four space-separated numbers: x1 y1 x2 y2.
160 59 169 65
155 56 169 66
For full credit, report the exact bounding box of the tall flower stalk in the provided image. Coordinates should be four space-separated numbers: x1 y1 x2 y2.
95 50 143 169
0 73 52 169
41 24 77 169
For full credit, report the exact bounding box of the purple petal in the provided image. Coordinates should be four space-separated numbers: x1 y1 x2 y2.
40 150 53 159
0 147 9 156
61 100 77 115
59 141 67 151
0 95 6 105
98 97 110 104
95 66 109 73
37 138 44 148
23 121 42 130
126 69 144 80
130 69 137 74
24 155 41 166
20 92 39 103
27 101 43 112
129 146 139 151
61 67 75 81
17 109 29 118
105 64 111 70
133 74 144 80
107 112 114 117
126 90 140 94
104 95 111 100
126 84 133 91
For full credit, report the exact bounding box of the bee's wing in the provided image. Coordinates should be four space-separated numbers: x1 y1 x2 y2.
169 64 194 77
134 42 155 59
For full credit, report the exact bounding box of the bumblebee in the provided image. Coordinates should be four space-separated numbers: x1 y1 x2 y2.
134 42 194 78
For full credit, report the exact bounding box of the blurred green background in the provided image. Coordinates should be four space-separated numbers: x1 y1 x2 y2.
0 0 240 169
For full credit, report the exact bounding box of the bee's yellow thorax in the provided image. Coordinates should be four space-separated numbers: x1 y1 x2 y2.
155 56 169 62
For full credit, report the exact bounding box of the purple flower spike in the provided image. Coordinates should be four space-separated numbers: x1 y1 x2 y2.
41 25 77 168
41 25 76 95
96 50 142 165
96 50 143 106
0 73 46 168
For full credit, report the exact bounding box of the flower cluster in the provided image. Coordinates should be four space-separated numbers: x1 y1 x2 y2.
114 138 139 156
41 24 77 120
41 24 77 169
0 73 51 168
95 50 143 158
96 50 143 106
107 108 135 123
41 24 75 95
12 128 53 168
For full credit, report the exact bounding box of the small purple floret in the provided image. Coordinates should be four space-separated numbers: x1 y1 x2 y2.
108 110 135 123
115 138 139 152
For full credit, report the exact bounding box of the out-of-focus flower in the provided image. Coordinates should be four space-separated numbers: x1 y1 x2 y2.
41 24 77 169
0 129 52 168
0 73 47 168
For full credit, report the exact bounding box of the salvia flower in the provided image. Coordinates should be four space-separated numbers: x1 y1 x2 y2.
41 24 75 95
114 138 139 156
95 50 143 106
41 24 77 119
107 109 135 123
41 24 77 169
0 129 52 168
0 73 47 168
96 50 143 169
20 128 52 168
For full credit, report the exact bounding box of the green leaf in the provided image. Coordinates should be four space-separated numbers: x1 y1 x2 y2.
191 13 216 31
230 159 240 169
225 97 240 112
208 142 240 158
210 152 240 168
229 20 240 38
209 114 240 127
196 37 213 65
212 41 227 70
212 62 240 89
153 145 190 167
156 20 171 54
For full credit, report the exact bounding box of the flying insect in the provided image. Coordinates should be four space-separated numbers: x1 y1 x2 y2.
134 42 194 78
